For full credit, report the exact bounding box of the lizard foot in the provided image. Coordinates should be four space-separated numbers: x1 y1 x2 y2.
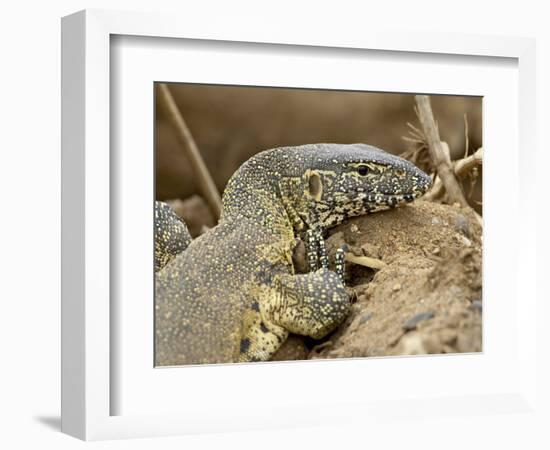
240 250 352 362
262 269 351 341
305 230 348 286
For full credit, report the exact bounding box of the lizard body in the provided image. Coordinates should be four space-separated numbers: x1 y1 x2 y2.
155 143 431 366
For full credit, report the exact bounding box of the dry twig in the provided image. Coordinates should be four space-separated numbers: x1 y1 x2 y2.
463 113 469 159
345 253 386 270
424 147 483 201
157 83 222 220
414 95 469 208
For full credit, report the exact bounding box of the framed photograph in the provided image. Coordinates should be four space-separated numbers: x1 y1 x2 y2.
61 9 537 440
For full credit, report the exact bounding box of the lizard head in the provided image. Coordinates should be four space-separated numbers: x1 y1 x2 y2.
278 143 432 231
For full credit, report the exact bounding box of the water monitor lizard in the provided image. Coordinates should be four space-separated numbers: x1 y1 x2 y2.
155 143 431 366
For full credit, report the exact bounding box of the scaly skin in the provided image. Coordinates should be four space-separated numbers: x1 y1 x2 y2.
155 143 431 366
154 201 192 272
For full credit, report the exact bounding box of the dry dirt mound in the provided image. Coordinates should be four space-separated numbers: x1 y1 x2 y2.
272 200 482 361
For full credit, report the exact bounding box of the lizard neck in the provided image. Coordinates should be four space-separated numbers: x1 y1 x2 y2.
221 167 296 242
220 147 325 239
278 176 321 234
220 179 298 277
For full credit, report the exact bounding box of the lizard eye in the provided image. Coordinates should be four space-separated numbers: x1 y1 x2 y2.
357 165 370 176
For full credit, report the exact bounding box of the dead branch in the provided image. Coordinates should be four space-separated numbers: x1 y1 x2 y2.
457 146 483 177
414 95 469 208
157 83 222 221
424 147 483 201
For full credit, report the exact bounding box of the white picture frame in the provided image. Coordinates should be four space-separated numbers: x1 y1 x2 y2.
61 9 537 441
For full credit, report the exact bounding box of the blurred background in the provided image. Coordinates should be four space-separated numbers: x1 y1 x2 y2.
155 84 482 233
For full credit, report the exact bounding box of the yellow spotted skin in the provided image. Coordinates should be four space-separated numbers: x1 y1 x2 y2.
154 201 192 272
155 143 431 366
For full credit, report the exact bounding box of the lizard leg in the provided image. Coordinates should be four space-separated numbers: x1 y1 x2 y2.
262 269 351 341
239 268 350 362
154 201 192 272
305 229 346 283
237 316 289 362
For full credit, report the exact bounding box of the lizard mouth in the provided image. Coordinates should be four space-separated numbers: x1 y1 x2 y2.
364 190 426 207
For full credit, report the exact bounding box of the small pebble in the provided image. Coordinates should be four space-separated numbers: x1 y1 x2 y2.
392 283 402 292
454 215 471 237
431 217 441 225
460 236 472 247
359 313 372 325
432 247 440 255
470 300 482 312
396 334 428 355
350 224 359 233
403 311 435 331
